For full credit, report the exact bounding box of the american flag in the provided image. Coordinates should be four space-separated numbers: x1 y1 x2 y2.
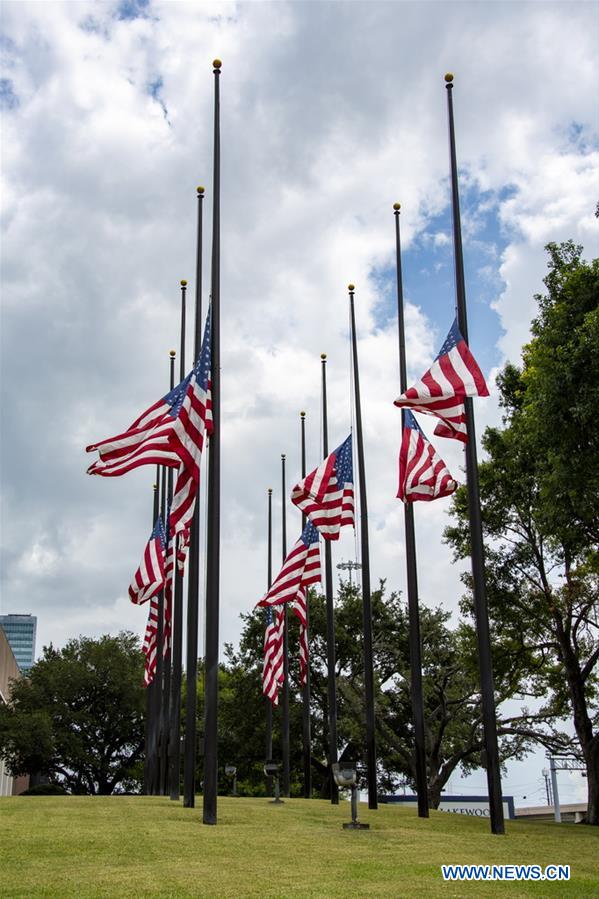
86 308 213 526
291 435 355 540
142 595 159 686
128 516 166 605
398 410 457 502
86 377 191 477
262 606 285 705
256 522 321 608
292 589 309 686
393 319 488 443
168 306 213 540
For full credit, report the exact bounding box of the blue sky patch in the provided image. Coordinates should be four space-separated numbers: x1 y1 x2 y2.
368 180 520 374
147 75 169 122
116 0 150 21
0 78 18 110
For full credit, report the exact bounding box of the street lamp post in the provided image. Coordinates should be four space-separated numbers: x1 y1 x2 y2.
336 560 362 587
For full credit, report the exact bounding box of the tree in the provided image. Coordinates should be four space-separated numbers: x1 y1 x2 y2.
445 241 599 823
0 632 146 795
224 582 567 806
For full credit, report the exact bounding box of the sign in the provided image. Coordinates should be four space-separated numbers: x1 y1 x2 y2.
380 794 515 820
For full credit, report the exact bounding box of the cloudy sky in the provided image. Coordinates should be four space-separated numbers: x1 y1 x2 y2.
1 0 597 806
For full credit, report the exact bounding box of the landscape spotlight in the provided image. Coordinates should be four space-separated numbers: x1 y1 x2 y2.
264 760 284 804
225 764 237 797
332 763 369 830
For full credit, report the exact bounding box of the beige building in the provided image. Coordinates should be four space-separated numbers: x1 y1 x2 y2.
0 626 29 795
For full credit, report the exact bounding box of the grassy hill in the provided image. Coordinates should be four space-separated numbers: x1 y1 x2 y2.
1 795 597 897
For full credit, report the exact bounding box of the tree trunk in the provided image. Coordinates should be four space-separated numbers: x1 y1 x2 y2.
583 734 599 825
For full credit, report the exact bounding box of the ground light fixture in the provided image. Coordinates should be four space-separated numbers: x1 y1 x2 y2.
225 765 237 797
332 763 369 830
264 760 284 804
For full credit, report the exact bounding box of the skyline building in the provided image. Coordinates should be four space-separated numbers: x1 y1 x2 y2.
0 614 37 673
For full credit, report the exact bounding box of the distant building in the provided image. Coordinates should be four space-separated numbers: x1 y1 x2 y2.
0 626 29 795
516 803 587 824
0 614 37 673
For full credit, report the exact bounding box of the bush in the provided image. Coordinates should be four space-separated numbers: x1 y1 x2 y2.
20 783 68 796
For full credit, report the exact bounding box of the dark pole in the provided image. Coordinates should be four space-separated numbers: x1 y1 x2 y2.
159 350 176 795
393 204 429 818
265 488 273 797
149 469 162 794
145 482 159 794
169 283 188 801
445 72 504 835
155 463 167 794
321 354 339 805
300 411 312 798
281 454 290 797
183 193 205 808
203 58 221 826
348 285 378 811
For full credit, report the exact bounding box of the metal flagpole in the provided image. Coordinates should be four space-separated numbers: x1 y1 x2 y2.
393 204 429 818
145 482 160 794
156 463 167 794
169 281 188 800
321 354 339 805
281 454 290 797
159 350 176 795
149 469 162 794
300 411 312 798
265 488 273 798
348 285 378 810
183 189 205 808
445 72 504 835
203 58 222 826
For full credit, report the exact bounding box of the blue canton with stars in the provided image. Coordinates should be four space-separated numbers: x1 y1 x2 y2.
403 409 422 433
334 434 353 486
151 515 166 549
300 521 320 547
435 318 464 360
167 305 212 419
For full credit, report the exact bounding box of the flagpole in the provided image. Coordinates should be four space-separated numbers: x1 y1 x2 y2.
145 482 160 794
300 411 312 799
348 285 378 810
169 281 188 801
265 488 273 798
393 204 429 818
203 58 222 826
321 353 339 805
159 349 176 795
149 468 162 795
281 454 290 797
445 73 504 835
155 463 167 794
183 190 205 808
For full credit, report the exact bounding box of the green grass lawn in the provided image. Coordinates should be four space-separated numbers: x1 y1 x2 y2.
1 795 597 898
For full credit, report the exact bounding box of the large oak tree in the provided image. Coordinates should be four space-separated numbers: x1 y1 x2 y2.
445 241 598 823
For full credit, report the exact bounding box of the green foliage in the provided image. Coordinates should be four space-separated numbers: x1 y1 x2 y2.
20 783 68 796
221 581 562 807
0 632 146 795
445 241 599 823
